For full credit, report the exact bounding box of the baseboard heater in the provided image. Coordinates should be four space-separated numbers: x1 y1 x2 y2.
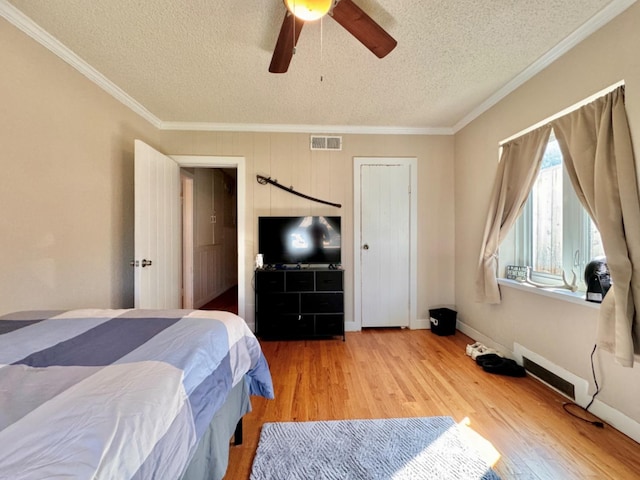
514 343 588 404
522 356 575 400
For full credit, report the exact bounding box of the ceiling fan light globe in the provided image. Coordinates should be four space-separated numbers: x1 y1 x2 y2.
284 0 332 21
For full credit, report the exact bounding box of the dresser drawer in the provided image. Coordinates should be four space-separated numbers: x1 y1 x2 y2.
301 293 343 313
315 314 344 336
256 271 285 293
258 314 313 338
286 271 315 292
316 271 343 291
257 293 298 314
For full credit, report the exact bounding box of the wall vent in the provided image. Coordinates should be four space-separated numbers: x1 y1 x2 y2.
310 135 342 151
523 356 576 400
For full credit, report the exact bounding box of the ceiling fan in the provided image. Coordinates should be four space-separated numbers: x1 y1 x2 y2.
269 0 397 73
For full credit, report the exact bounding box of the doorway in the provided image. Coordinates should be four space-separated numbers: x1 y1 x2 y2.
171 155 246 320
181 167 238 313
353 157 417 330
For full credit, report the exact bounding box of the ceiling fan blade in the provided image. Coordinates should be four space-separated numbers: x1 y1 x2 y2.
269 12 305 73
330 0 397 58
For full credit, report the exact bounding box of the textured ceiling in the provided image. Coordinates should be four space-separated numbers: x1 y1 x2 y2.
3 0 633 132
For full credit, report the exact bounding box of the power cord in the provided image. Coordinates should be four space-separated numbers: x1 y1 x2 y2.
562 344 604 428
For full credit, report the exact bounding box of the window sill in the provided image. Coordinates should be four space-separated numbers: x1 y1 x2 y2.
498 278 600 309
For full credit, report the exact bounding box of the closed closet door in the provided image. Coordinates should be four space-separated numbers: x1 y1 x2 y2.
359 161 411 328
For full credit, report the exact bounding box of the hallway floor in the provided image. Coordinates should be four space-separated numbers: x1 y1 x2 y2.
200 286 238 314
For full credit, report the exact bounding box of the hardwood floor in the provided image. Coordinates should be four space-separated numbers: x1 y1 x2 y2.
201 286 238 314
224 328 640 479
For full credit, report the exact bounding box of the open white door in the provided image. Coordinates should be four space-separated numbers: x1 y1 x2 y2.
134 140 181 309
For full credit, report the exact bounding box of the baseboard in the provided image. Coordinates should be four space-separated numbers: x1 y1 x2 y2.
456 320 511 357
458 323 640 443
345 321 359 332
413 317 430 329
515 343 640 444
590 398 640 444
345 318 430 332
514 343 640 443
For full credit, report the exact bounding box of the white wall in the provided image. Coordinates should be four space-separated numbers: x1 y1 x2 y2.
454 2 640 431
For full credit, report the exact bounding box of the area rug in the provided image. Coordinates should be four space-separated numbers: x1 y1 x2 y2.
250 416 501 479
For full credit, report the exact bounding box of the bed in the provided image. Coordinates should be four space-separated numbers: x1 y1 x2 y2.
0 308 274 479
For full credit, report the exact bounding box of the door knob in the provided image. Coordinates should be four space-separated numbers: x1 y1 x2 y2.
141 259 153 267
363 244 369 250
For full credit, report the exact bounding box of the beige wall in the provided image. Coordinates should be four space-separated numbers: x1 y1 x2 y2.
455 2 640 428
0 18 456 330
157 131 455 328
0 18 160 313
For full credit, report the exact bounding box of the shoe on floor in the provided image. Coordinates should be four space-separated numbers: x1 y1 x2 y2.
482 358 527 377
475 353 503 367
471 346 498 360
465 342 483 356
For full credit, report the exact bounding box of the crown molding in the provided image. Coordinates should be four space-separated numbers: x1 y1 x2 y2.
452 0 637 133
1 0 162 128
0 0 451 136
159 121 453 135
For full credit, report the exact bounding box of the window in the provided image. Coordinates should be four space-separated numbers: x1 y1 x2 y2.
513 130 604 288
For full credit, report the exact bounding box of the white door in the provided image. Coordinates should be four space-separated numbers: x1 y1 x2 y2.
134 140 181 309
356 159 414 328
181 172 194 309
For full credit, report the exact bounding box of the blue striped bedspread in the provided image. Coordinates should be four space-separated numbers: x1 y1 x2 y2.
0 308 274 479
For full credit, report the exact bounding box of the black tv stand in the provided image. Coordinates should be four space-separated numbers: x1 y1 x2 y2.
255 267 344 341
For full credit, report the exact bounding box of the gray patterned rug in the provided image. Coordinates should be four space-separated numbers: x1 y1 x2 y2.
250 416 501 479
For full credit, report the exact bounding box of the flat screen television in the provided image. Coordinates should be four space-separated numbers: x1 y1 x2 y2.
258 216 341 266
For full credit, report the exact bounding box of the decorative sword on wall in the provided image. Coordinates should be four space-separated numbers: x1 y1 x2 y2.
256 175 342 208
